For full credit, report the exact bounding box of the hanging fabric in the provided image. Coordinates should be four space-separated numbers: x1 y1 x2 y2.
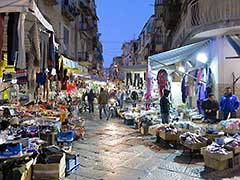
181 75 187 103
40 32 49 71
28 22 40 67
48 32 55 68
157 69 168 97
0 13 4 60
16 13 26 69
7 12 20 65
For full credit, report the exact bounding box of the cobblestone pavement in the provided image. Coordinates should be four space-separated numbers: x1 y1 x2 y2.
67 112 240 180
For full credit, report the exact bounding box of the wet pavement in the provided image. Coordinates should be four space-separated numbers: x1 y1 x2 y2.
68 112 240 180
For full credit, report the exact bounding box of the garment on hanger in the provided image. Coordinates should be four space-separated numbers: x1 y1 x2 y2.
16 13 26 69
0 14 5 60
7 13 20 65
28 22 40 67
157 69 168 97
48 32 55 68
181 75 187 103
40 32 49 71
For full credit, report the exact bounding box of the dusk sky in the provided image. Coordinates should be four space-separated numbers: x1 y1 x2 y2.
95 0 154 68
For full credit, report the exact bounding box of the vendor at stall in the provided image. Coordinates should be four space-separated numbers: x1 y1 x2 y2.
201 93 219 122
160 89 171 124
220 87 239 119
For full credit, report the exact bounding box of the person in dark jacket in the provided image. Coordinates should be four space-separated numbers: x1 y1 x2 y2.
87 89 95 113
131 90 138 107
160 89 171 124
201 93 219 122
98 87 109 120
220 87 239 119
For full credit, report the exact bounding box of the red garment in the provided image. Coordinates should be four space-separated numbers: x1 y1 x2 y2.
0 14 4 59
157 69 168 97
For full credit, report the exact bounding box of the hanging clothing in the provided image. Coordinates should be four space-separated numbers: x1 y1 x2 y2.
157 69 168 97
0 14 4 60
16 13 26 69
48 33 55 68
28 22 40 67
181 75 187 103
40 32 49 71
7 13 20 65
27 53 35 91
206 67 214 96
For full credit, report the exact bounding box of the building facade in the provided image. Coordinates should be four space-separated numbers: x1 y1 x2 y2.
37 0 103 75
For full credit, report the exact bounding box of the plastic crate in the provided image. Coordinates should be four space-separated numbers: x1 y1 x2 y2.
66 153 80 174
57 131 75 142
0 143 23 157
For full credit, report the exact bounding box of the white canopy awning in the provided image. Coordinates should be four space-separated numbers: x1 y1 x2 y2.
0 0 54 32
148 39 211 70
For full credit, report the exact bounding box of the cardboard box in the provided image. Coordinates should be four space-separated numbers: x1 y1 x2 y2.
20 159 33 180
181 141 207 151
140 126 149 135
33 153 66 180
201 148 233 161
203 156 230 171
159 131 179 141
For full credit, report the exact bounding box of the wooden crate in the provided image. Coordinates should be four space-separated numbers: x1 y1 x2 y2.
201 148 233 161
225 146 240 155
203 156 230 171
140 126 149 135
180 141 207 151
159 131 179 141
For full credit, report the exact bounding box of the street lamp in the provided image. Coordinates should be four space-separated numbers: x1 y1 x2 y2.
196 53 208 63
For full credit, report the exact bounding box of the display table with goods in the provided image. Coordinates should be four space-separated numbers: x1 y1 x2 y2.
201 142 233 171
0 93 84 179
204 127 225 142
218 119 240 135
180 132 208 151
173 121 202 133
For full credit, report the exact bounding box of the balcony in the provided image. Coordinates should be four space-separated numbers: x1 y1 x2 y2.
62 1 76 21
163 1 182 30
78 22 88 31
171 0 240 48
43 0 58 6
78 52 89 61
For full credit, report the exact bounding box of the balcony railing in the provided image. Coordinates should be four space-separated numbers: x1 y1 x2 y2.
78 22 88 31
43 0 58 6
62 1 76 21
78 52 89 61
171 0 240 48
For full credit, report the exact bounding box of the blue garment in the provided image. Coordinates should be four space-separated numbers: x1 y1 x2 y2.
220 94 240 114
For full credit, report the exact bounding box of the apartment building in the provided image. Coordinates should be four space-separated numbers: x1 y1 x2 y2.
37 0 103 74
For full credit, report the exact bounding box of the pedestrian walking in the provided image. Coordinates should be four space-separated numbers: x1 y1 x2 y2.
220 87 240 119
87 89 95 113
131 90 138 107
160 89 171 124
98 87 109 120
201 93 219 123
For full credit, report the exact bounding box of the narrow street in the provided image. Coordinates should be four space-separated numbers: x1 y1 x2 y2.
68 112 240 180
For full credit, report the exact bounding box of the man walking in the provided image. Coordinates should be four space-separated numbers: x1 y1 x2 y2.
220 87 239 119
87 89 95 113
98 87 108 120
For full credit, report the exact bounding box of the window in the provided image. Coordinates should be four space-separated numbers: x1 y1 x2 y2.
63 26 70 51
